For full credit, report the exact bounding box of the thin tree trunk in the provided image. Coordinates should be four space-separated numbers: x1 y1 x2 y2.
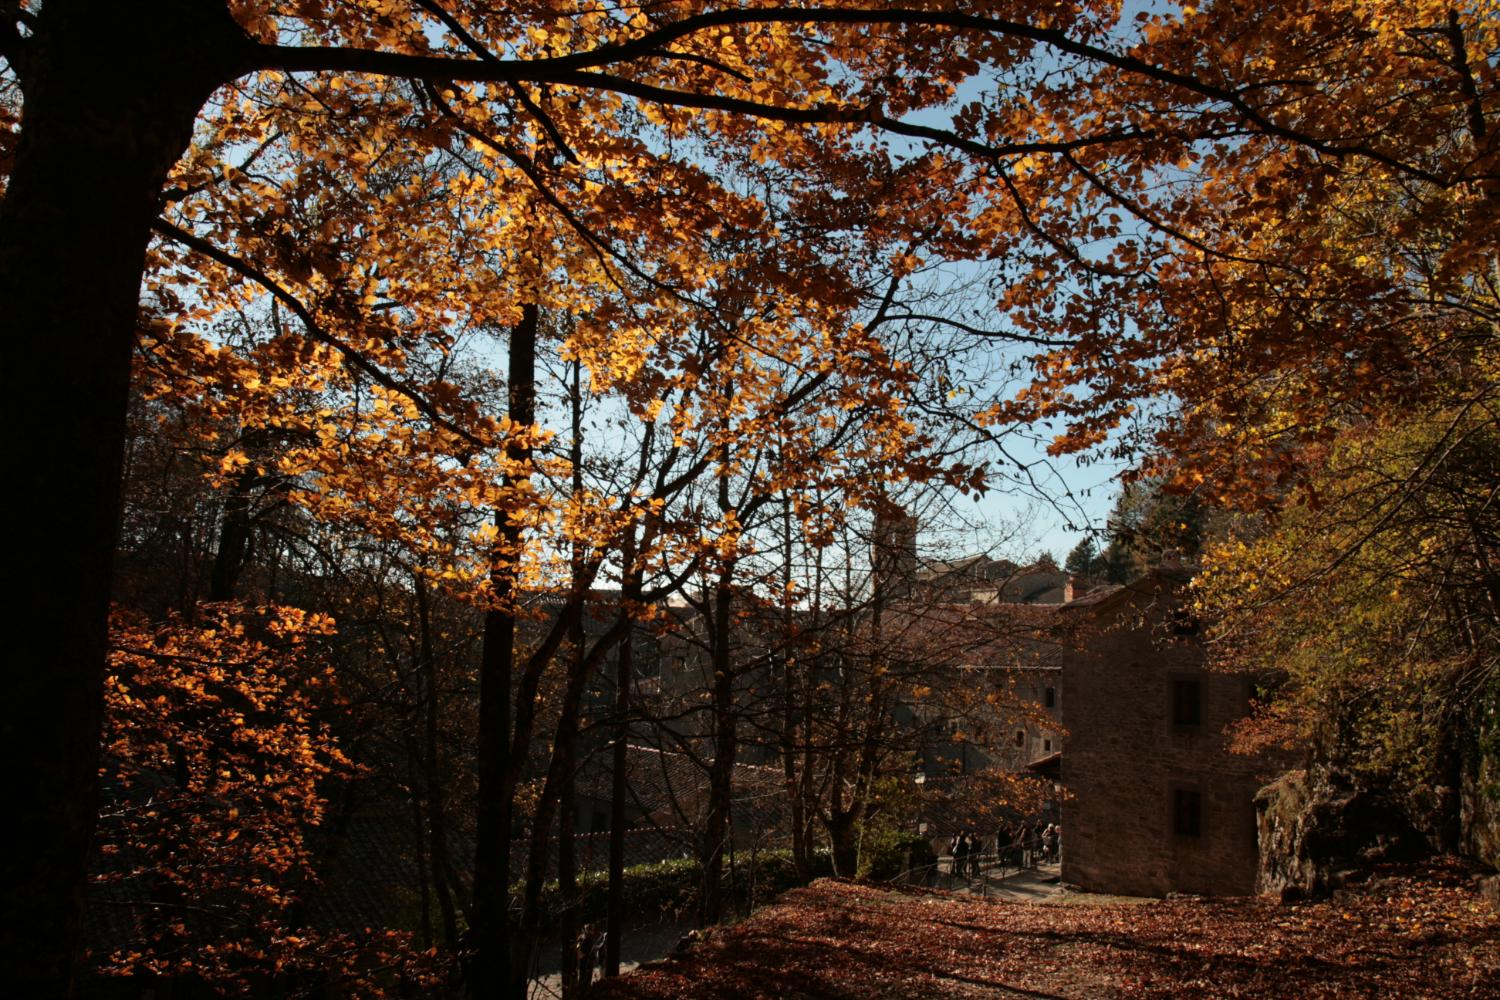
0 5 250 991
800 532 825 874
780 653 807 878
208 440 265 602
416 572 459 946
605 528 639 976
515 616 628 1000
557 737 582 998
779 496 810 880
407 730 433 948
823 531 863 878
700 563 738 926
558 362 585 998
471 303 538 1000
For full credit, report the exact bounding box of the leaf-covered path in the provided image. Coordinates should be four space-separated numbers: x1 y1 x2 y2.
590 861 1498 999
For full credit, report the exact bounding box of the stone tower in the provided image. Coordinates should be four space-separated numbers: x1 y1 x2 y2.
871 499 918 601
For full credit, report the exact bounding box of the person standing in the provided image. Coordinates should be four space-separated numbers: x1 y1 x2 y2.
1025 820 1042 867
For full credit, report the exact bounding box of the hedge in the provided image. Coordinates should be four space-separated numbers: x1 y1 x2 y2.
518 848 834 933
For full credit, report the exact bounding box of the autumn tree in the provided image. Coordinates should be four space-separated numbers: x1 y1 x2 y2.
97 603 435 995
1195 410 1500 859
8 1 1498 993
695 477 1054 879
994 0 1498 861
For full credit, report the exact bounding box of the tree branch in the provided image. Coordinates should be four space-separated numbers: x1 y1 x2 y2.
0 0 30 88
883 311 1073 347
412 0 581 165
151 217 490 455
250 7 1452 184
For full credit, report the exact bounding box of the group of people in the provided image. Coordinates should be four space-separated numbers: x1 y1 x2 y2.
999 820 1061 868
947 821 1061 877
947 829 988 878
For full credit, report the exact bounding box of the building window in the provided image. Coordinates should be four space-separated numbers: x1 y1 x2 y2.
1043 738 1052 753
1172 678 1202 727
1044 686 1056 708
1173 788 1202 837
1013 729 1025 747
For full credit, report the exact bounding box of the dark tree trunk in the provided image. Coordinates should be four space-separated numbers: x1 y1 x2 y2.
407 730 434 947
558 362 585 999
826 814 860 877
781 653 810 880
207 469 254 602
604 535 638 977
515 616 626 1000
0 4 250 992
557 736 581 998
798 728 818 876
471 482 518 999
416 572 459 946
699 567 738 927
823 622 864 878
778 499 811 881
471 304 538 1000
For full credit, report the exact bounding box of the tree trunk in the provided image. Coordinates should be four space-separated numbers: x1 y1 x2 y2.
558 362 585 999
0 4 250 992
557 744 581 998
416 572 459 946
781 654 813 881
207 467 255 602
407 730 434 947
700 567 738 926
515 612 627 1000
471 303 538 1000
604 532 639 976
778 498 811 880
826 813 860 877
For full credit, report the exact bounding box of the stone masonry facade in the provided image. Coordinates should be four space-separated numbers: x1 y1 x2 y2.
1060 570 1272 896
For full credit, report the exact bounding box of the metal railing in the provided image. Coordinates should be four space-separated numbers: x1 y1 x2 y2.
892 847 1057 898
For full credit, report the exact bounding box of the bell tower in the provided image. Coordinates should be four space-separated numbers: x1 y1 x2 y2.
871 499 918 601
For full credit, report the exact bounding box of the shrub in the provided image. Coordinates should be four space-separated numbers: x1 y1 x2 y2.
519 848 834 933
857 829 936 881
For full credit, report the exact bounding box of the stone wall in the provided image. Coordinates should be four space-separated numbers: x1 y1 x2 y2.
1060 577 1272 896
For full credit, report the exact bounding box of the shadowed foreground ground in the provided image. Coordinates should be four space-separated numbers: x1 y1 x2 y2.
590 860 1497 999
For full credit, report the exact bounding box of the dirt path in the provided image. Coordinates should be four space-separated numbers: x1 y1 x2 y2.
589 860 1498 999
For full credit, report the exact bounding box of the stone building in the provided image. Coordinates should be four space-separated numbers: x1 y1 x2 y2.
1058 566 1272 896
645 508 1278 896
888 600 1065 777
914 556 1072 606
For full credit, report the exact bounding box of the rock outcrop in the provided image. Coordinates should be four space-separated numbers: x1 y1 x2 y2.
1461 745 1499 869
1256 768 1424 901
